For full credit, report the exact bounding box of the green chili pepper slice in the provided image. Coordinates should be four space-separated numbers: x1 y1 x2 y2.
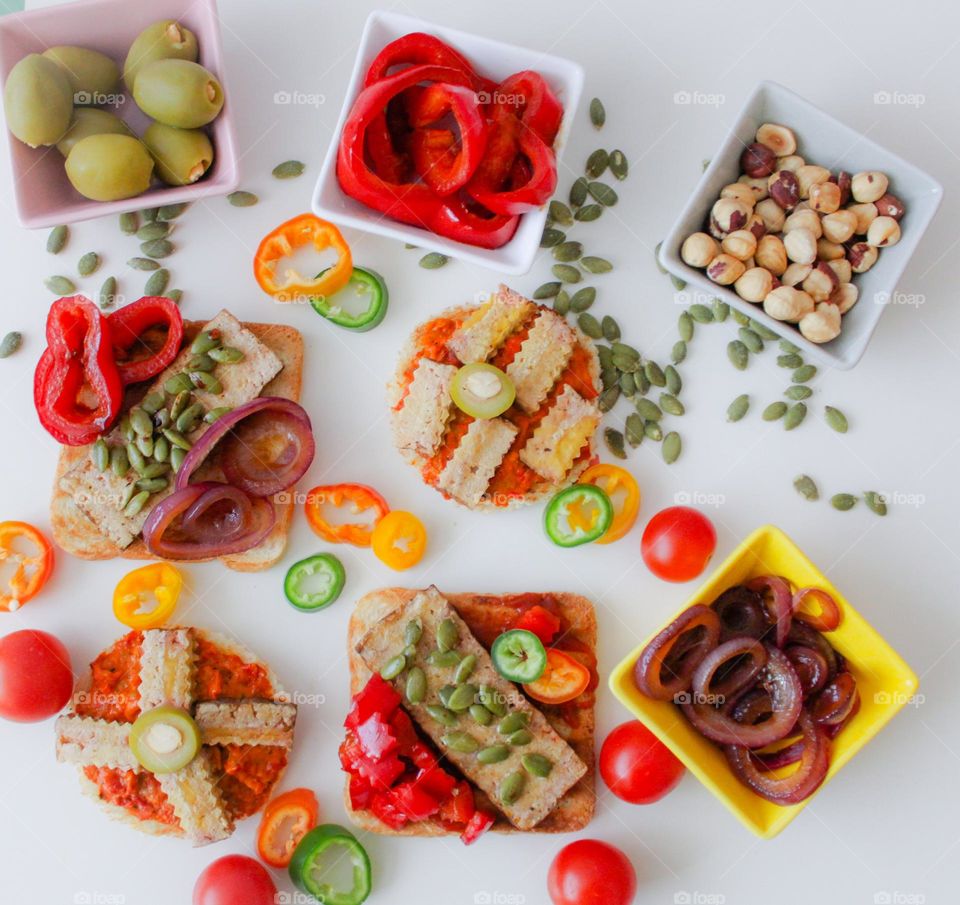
491 629 548 683
543 483 614 547
284 553 346 612
289 823 372 905
310 266 389 332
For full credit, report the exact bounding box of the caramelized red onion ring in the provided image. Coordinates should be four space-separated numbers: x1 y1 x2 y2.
785 645 830 698
787 619 841 679
634 604 720 701
691 637 768 702
712 586 768 641
812 672 859 726
792 586 841 632
142 481 276 560
745 575 793 646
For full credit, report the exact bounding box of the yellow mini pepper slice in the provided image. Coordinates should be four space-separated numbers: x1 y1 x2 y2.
371 511 427 571
580 464 641 544
113 563 183 629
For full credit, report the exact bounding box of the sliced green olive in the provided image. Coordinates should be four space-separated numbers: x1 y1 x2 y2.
450 363 516 419
129 705 201 774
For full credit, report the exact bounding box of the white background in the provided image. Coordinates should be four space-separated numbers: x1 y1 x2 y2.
1 1 958 903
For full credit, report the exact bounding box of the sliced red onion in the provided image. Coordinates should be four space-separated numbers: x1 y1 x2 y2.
691 637 767 703
786 619 841 679
711 586 768 642
727 687 773 724
754 737 804 772
825 693 860 738
633 604 720 701
785 644 830 699
175 397 315 499
745 575 793 646
792 587 841 632
812 672 859 726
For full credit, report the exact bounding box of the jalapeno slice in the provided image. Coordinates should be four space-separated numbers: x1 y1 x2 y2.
284 553 346 612
491 629 548 683
289 823 372 905
129 706 201 774
543 484 614 547
450 363 516 419
310 266 389 332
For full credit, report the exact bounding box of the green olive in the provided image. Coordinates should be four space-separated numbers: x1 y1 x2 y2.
129 705 201 774
65 133 154 201
451 363 516 419
133 59 224 129
3 53 73 147
56 107 131 157
42 46 120 102
143 121 213 185
123 19 198 92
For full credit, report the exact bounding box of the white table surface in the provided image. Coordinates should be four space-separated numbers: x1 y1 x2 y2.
2 1 958 903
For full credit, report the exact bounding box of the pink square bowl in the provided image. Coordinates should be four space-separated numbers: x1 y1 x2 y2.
0 0 238 228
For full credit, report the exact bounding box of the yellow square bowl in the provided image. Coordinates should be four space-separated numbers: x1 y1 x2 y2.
608 524 919 839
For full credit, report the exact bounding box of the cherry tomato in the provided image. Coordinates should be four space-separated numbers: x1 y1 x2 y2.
193 855 277 905
600 720 685 804
548 839 637 905
0 629 73 722
640 506 716 582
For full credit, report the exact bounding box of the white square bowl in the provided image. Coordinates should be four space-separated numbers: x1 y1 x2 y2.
659 80 943 370
312 10 584 276
0 0 239 229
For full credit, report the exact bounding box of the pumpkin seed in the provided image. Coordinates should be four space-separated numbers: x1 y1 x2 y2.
732 308 751 327
534 281 561 300
141 238 173 259
552 263 581 284
793 474 819 501
154 409 171 430
170 389 192 420
644 361 666 387
379 654 407 681
129 407 153 437
678 312 694 342
454 654 477 683
110 445 129 477
498 711 529 735
124 490 151 518
570 287 596 312
601 315 621 342
589 97 606 129
779 339 800 354
136 477 168 494
612 341 639 362
176 402 205 434
419 252 448 269
574 203 603 222
153 437 170 464
91 438 109 472
660 393 684 416
404 619 422 647
470 704 493 726
438 683 457 709
604 427 627 459
405 667 426 704
619 372 636 397
143 268 169 297
437 618 459 653
553 241 583 262
117 483 137 511
670 274 687 292
672 340 687 364
763 401 787 421
727 394 750 422
191 331 221 355
751 320 780 341
739 327 763 353
0 331 22 359
609 149 628 180
44 275 76 295
785 384 812 401
204 406 231 424
831 493 858 511
427 650 461 668
689 304 714 324
135 434 154 459
577 313 602 339
635 398 662 421
46 225 68 254
162 428 192 451
447 684 479 712
99 275 117 309
227 190 258 207
713 299 730 322
553 290 570 315
792 364 817 383
425 704 458 727
157 203 188 221
479 684 507 716
549 200 574 226
128 257 160 271
541 226 565 247
727 340 749 370
500 771 526 806
625 413 644 446
119 212 139 234
664 365 682 395
585 148 609 178
164 373 193 395
76 252 100 277
662 431 681 464
644 420 663 441
137 221 170 241
824 406 848 433
477 745 511 765
522 753 553 777
569 176 589 207
611 354 638 374
598 385 620 413
191 371 222 393
778 353 803 368
654 241 667 274
273 159 305 179
587 182 618 206
187 352 215 372
141 207 159 223
784 402 807 430
864 491 888 516
170 447 186 473
442 730 479 754
119 415 134 441
597 345 614 368
581 256 613 274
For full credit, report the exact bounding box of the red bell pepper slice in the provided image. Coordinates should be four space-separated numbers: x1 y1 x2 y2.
391 782 441 821
513 604 561 645
467 128 557 215
344 674 401 730
370 791 409 830
34 296 123 446
433 195 520 249
363 32 481 88
108 295 184 385
439 779 475 826
356 711 399 760
461 809 495 845
348 773 373 810
389 709 420 756
414 763 457 802
495 70 563 145
256 787 319 868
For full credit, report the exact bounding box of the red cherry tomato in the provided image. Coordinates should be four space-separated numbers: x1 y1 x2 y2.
548 839 637 905
193 855 277 905
0 629 73 722
600 720 685 804
640 506 717 582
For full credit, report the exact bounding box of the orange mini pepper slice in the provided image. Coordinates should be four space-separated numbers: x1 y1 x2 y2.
113 563 183 630
0 521 54 613
580 463 641 544
257 787 319 868
371 510 427 571
524 648 591 705
253 213 353 303
304 483 390 547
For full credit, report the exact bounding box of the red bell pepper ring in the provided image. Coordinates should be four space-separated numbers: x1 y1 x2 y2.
107 295 184 385
433 195 520 249
34 296 123 446
363 32 481 88
467 128 557 215
495 70 563 145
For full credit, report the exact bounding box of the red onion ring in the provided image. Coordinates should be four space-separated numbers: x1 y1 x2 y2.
786 619 840 679
785 644 830 699
825 693 860 738
792 587 841 632
812 672 859 726
633 604 720 701
725 709 829 804
142 481 276 560
727 687 773 724
175 397 315 499
711 586 769 642
745 575 793 646
754 737 804 772
691 637 768 703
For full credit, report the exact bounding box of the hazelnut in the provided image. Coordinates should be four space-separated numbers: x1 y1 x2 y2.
706 254 746 285
756 197 786 232
756 235 788 275
710 198 751 238
722 229 758 261
734 267 774 303
796 165 831 199
784 208 823 238
874 192 905 221
746 212 766 240
783 227 818 265
808 181 841 214
768 170 799 210
827 258 852 283
866 215 901 247
740 142 777 178
737 174 769 201
799 303 842 344
816 238 845 261
851 171 889 203
832 171 852 207
681 232 721 268
847 202 878 234
775 154 805 173
756 123 797 156
821 209 858 244
802 261 839 302
847 241 879 273
781 262 812 287
830 281 859 313
764 286 815 323
720 183 757 208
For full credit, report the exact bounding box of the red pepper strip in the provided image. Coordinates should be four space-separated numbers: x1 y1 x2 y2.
433 194 520 249
461 809 495 845
362 32 479 88
366 102 411 183
495 70 563 145
513 604 561 645
408 83 488 195
467 128 557 215
34 296 123 446
107 295 184 385
438 779 474 826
